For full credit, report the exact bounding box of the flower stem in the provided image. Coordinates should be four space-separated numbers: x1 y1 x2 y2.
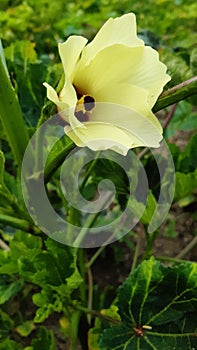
44 140 75 183
0 56 29 167
80 151 100 190
153 76 197 112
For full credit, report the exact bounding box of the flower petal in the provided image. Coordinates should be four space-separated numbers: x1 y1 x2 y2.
58 36 88 79
74 45 170 108
92 83 162 132
57 36 88 112
43 82 69 110
65 122 138 155
78 13 143 67
64 103 163 155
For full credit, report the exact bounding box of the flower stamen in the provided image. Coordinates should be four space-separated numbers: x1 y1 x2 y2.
75 94 95 122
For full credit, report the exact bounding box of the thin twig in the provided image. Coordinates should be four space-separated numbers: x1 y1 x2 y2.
175 235 197 259
87 265 93 325
162 103 178 129
159 76 197 98
0 238 10 251
156 256 191 264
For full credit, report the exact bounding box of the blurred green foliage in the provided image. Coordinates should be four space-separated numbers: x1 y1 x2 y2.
1 0 197 51
0 1 197 349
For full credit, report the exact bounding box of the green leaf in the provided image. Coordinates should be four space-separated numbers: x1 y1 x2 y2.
0 150 14 206
177 133 197 173
0 338 23 350
33 290 62 323
164 101 197 138
0 275 24 304
31 327 55 350
4 40 45 125
15 320 35 337
174 169 197 202
99 258 197 350
0 54 29 167
0 309 14 339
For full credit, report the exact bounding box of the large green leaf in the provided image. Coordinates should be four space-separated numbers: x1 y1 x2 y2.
99 258 197 350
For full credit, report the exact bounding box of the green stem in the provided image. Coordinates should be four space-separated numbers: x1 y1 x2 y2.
131 231 142 273
76 305 119 324
0 56 29 167
86 245 106 269
70 310 81 350
77 249 86 303
153 76 197 112
0 213 40 233
156 256 190 264
73 211 100 247
142 229 159 260
44 140 75 183
85 229 119 269
87 265 93 325
80 151 100 190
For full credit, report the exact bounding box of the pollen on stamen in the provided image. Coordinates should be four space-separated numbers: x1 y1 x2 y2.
75 94 95 122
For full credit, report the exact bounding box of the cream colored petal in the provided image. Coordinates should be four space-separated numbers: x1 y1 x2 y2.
89 102 162 143
57 37 88 122
65 122 138 155
78 13 143 67
58 36 88 79
43 82 83 129
74 45 170 108
125 46 171 107
59 79 77 108
64 102 163 155
92 83 162 132
43 82 69 110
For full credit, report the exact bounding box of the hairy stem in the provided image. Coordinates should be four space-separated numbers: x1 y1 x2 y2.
153 76 197 112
